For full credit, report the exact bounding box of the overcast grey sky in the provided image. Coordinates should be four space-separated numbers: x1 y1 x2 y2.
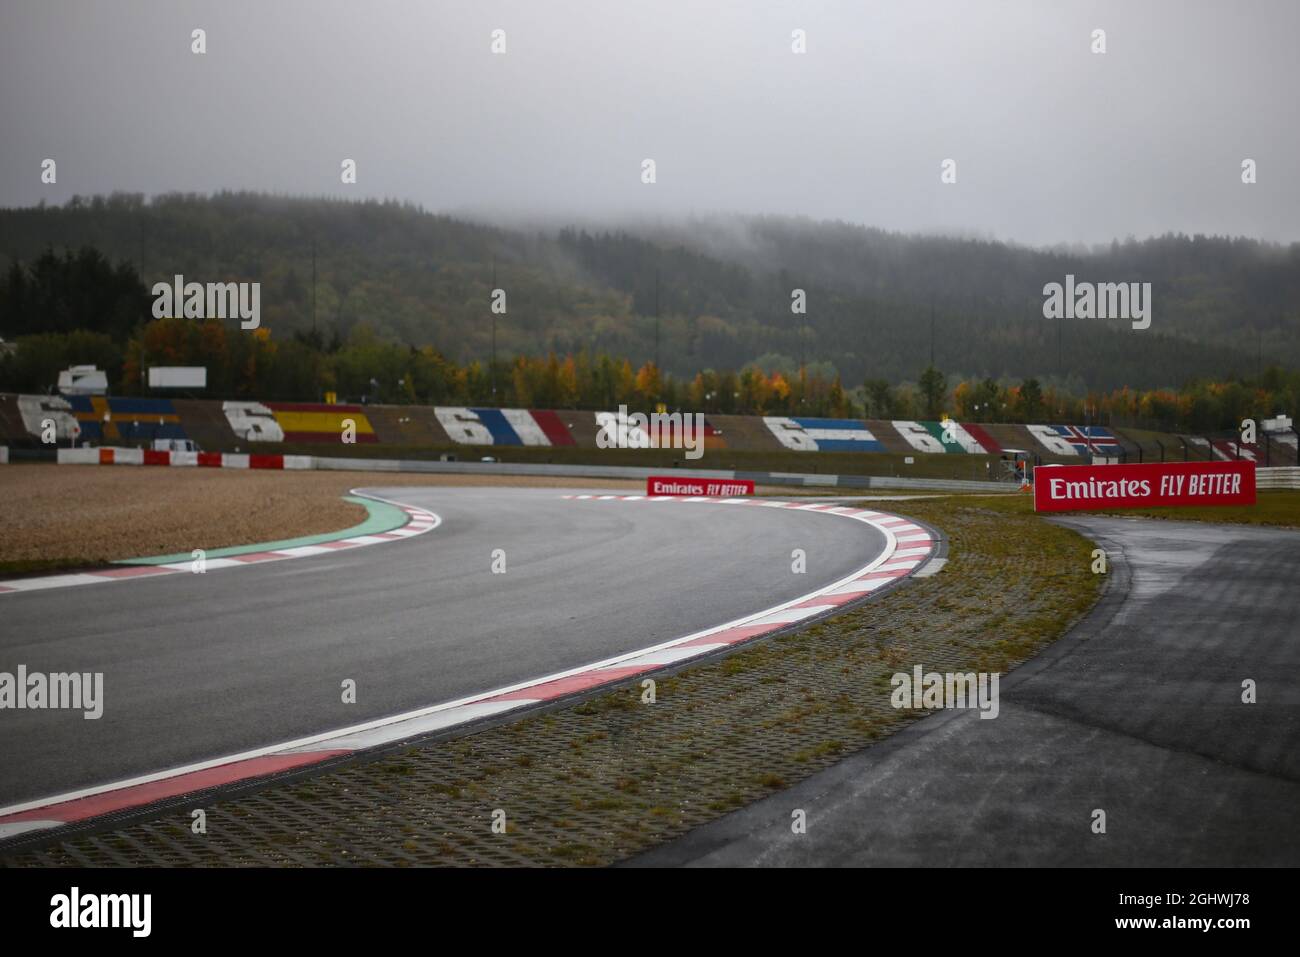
2 0 1296 247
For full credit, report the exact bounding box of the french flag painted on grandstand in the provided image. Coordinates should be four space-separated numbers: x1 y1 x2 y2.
764 416 884 452
1026 424 1122 456
433 407 575 446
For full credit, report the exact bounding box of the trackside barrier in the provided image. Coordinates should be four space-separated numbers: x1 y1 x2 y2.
310 456 1015 492
55 446 1018 492
55 447 313 470
1257 467 1300 490
56 448 100 464
35 446 1300 490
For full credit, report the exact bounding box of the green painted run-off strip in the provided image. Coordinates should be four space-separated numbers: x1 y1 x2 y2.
114 495 410 566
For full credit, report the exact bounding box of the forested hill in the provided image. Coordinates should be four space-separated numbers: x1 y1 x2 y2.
2 192 1296 392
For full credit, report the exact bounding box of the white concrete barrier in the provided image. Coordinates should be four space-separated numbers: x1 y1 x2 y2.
56 447 101 464
47 443 1020 493
1257 466 1300 490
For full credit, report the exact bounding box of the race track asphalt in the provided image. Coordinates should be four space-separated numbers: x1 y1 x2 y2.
630 515 1300 867
0 486 886 807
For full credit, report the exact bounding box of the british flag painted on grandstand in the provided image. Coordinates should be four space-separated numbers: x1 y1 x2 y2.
1027 424 1122 456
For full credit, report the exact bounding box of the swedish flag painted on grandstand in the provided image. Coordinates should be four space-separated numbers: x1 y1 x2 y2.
67 396 189 443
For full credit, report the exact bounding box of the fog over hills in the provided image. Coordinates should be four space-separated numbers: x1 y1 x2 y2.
2 193 1297 392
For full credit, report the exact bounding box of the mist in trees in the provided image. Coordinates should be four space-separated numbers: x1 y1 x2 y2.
2 194 1296 395
1 195 1296 432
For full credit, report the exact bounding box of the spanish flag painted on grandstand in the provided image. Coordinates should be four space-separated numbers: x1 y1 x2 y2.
266 402 378 443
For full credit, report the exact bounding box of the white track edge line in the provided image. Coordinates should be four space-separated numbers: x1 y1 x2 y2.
0 494 923 821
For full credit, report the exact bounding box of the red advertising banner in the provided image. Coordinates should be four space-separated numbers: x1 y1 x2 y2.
1033 460 1255 512
647 476 756 497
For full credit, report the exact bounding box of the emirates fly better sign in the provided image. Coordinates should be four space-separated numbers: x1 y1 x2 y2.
1034 461 1255 512
647 476 755 496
